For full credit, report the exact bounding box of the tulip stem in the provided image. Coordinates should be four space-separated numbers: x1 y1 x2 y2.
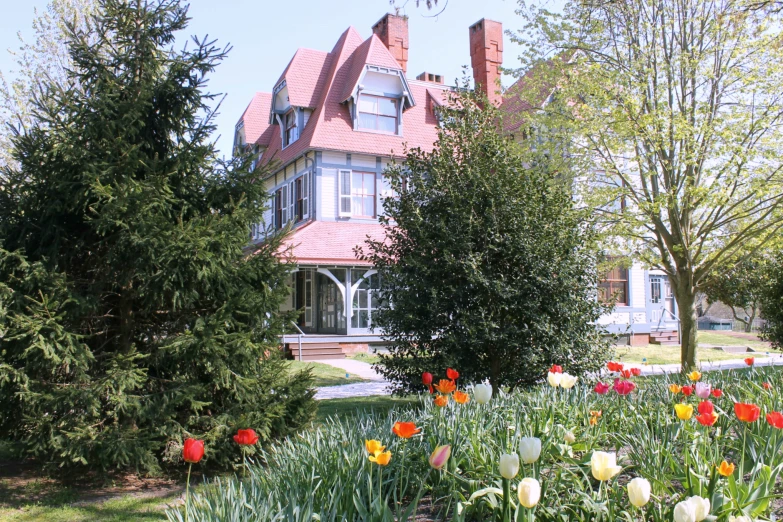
185 462 192 522
502 478 510 522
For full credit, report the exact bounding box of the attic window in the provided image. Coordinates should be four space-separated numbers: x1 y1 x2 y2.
358 94 398 133
283 109 298 147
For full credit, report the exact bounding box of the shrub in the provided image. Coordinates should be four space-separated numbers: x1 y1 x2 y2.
361 87 610 394
0 0 315 472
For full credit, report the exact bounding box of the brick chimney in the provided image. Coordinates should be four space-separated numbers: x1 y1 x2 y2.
469 18 503 106
372 13 409 73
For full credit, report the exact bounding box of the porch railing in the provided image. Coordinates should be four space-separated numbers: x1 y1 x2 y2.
655 307 681 341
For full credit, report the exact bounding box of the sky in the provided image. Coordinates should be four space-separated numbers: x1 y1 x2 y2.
0 0 544 158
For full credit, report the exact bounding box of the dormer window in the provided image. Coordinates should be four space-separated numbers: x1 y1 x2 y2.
283 109 298 147
358 94 398 133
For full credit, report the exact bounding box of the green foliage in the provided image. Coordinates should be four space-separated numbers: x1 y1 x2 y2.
761 251 783 349
360 86 609 394
0 0 315 472
170 367 783 521
703 258 771 332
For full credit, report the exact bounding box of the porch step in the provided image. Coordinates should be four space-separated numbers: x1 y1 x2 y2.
650 330 679 345
285 342 345 361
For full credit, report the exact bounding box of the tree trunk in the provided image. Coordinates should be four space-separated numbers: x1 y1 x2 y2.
673 278 698 371
746 308 757 333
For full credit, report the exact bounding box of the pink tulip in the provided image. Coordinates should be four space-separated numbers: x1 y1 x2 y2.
695 382 711 399
613 379 636 395
594 382 610 394
429 445 451 470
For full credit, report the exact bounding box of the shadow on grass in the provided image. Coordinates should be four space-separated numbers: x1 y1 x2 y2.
315 395 421 424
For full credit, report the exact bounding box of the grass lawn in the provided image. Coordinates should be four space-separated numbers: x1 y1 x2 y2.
288 361 369 387
348 352 381 365
697 331 771 351
614 331 772 365
315 395 419 424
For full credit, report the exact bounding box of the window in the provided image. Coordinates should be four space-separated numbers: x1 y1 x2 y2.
339 170 352 217
274 173 309 229
358 94 398 133
352 270 380 329
351 172 376 217
283 110 297 147
599 265 628 305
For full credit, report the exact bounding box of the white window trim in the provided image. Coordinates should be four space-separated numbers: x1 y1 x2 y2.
339 170 352 217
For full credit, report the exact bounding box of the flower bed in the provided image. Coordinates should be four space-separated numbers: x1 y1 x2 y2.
168 361 783 521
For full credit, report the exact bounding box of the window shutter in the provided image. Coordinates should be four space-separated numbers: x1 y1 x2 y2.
288 180 296 223
339 170 352 217
280 185 288 225
302 172 310 220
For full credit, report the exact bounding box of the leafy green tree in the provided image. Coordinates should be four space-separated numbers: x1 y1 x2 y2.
0 0 314 472
512 0 783 369
703 258 770 333
761 251 783 348
361 88 610 395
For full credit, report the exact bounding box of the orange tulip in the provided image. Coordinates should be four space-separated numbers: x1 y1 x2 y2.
735 402 761 423
453 390 470 404
446 368 460 380
434 379 456 394
669 384 682 394
392 422 421 438
717 460 735 477
434 394 449 407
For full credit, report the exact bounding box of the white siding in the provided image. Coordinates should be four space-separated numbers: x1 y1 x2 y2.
296 158 305 173
322 151 347 165
319 168 337 219
363 71 403 94
630 265 646 308
352 154 376 168
279 274 295 312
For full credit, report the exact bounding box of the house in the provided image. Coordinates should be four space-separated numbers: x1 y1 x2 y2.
235 13 678 359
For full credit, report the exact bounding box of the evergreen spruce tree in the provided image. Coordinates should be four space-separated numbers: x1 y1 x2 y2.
362 88 610 395
0 0 314 472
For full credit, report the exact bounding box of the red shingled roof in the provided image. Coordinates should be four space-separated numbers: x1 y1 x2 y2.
238 93 274 147
241 26 450 168
275 48 333 109
281 221 386 265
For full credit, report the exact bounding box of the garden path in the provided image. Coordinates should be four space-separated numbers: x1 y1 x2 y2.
635 353 783 376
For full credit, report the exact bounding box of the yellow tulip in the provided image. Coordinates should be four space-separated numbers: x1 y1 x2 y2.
675 403 694 421
369 450 392 466
687 371 702 382
365 439 385 455
669 384 682 394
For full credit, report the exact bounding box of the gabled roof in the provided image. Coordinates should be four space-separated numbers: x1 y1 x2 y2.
274 48 333 109
252 26 451 168
340 34 407 102
237 92 274 147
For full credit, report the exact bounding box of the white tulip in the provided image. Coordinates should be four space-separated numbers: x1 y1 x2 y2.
590 451 622 481
627 477 651 508
686 496 710 521
473 383 492 404
564 431 576 444
499 453 519 479
673 500 697 522
729 516 754 522
547 372 562 387
560 373 578 389
517 477 541 508
519 437 542 464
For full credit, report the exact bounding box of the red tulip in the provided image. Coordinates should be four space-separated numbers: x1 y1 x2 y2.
763 382 772 390
594 382 610 394
422 372 433 385
549 364 563 374
613 379 636 395
698 401 714 415
233 428 259 446
607 361 624 372
745 357 755 366
621 369 632 379
696 412 718 426
630 367 642 377
711 389 723 398
183 438 204 464
682 385 693 397
446 368 460 381
735 403 761 423
766 411 783 429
